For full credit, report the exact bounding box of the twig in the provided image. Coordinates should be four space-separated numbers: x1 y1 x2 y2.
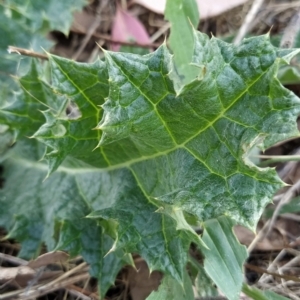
280 7 300 48
280 213 300 222
248 179 300 253
121 0 127 10
277 255 300 273
0 253 27 266
66 287 92 300
7 46 48 60
71 27 160 48
149 22 170 43
42 261 87 288
278 148 300 181
234 0 265 45
269 2 300 12
288 237 300 248
9 36 158 65
258 248 287 283
67 284 90 296
268 180 300 234
259 239 300 284
72 0 108 60
247 219 271 253
0 272 89 300
245 263 300 283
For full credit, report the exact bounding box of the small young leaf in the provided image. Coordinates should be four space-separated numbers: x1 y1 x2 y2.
188 256 219 298
200 217 248 300
146 269 194 300
165 0 200 85
242 283 290 300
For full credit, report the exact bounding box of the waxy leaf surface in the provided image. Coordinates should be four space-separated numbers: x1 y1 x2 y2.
1 30 300 293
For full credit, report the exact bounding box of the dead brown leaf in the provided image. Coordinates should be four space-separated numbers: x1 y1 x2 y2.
128 260 162 300
72 10 97 33
0 266 35 283
0 251 68 288
27 251 69 269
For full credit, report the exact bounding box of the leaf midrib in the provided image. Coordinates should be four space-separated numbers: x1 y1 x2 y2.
16 58 270 179
98 62 269 170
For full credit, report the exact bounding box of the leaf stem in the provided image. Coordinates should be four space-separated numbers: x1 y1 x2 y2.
252 154 300 167
7 46 49 60
245 263 300 282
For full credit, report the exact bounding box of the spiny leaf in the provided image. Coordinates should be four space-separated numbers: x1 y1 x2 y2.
1 30 300 296
0 142 128 295
0 61 50 138
32 57 109 174
0 0 84 143
3 0 87 35
33 32 300 228
0 140 190 282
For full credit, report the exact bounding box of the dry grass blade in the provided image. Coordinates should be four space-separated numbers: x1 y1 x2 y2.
246 263 300 283
0 253 27 266
27 251 69 269
0 272 90 300
248 179 300 252
7 46 48 60
0 249 89 299
234 0 265 44
66 286 94 300
43 261 88 287
280 7 300 48
149 22 170 43
267 180 300 234
73 0 109 60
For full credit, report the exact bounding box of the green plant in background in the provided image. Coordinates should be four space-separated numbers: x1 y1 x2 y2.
165 0 200 85
0 0 86 148
1 1 300 300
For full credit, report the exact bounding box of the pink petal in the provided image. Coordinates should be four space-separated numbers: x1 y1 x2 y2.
111 7 150 51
